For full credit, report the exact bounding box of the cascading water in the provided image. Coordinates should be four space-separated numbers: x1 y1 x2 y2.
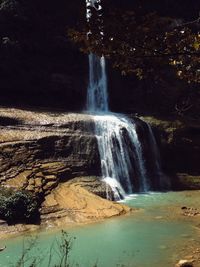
87 54 108 112
86 0 108 112
86 0 169 200
94 114 152 199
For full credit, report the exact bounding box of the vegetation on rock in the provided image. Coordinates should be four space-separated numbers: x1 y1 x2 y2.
0 187 40 224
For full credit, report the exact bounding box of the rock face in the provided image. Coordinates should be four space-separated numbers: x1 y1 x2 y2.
0 136 100 195
0 108 133 230
1 108 199 196
41 177 131 226
0 109 100 196
67 177 115 200
141 116 200 189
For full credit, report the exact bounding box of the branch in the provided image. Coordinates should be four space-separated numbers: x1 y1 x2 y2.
123 51 200 60
175 12 200 28
175 103 193 115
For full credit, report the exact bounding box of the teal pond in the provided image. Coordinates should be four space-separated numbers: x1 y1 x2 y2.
0 191 200 267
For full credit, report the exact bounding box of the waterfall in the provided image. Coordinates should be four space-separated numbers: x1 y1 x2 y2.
85 0 169 200
94 114 151 199
87 54 108 112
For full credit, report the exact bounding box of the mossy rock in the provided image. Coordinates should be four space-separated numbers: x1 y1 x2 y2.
176 173 200 190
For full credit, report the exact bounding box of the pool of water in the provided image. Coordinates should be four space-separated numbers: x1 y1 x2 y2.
0 191 199 267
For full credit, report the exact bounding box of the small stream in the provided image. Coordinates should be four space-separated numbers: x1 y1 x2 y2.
0 191 199 267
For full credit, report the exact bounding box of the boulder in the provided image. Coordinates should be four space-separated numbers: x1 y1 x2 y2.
175 259 194 267
41 177 131 226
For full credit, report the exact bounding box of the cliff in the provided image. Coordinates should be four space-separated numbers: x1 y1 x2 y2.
141 116 200 190
0 107 132 233
0 107 199 233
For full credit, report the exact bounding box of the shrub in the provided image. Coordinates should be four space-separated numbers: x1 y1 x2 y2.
0 188 40 224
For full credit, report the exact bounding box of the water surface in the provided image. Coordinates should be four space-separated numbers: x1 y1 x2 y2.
0 191 199 267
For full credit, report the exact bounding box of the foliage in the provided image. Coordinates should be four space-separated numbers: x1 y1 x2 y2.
10 230 125 266
0 0 21 15
0 187 40 224
12 231 76 267
14 235 40 267
68 9 200 84
53 231 73 267
0 0 199 114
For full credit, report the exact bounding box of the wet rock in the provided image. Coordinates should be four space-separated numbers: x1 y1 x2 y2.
176 174 200 190
141 116 200 190
181 207 200 217
175 259 194 267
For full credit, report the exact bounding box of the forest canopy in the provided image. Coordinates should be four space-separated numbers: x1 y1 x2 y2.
69 6 200 84
0 0 199 115
68 1 200 116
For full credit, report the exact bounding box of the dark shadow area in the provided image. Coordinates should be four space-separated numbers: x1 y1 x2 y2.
0 116 22 126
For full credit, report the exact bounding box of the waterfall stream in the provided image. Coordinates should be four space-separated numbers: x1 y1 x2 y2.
86 0 169 199
94 114 151 199
87 54 108 112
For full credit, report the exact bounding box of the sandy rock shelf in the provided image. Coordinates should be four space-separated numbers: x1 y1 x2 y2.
0 107 132 238
41 179 132 227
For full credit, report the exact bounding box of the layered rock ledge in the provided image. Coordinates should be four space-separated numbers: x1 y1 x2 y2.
41 177 131 227
0 107 131 237
0 108 101 194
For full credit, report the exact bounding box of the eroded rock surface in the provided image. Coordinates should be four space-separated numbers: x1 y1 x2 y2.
41 178 131 226
0 108 132 234
0 108 100 196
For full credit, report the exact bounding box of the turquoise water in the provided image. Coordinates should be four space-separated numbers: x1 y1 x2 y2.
0 191 199 267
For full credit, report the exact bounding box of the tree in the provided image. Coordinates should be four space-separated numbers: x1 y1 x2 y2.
69 9 200 84
68 4 200 115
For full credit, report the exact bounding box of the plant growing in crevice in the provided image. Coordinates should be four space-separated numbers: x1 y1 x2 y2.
0 187 40 224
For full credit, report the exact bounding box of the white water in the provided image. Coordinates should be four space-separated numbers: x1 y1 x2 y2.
94 114 150 199
86 0 102 22
87 54 108 112
86 0 168 199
